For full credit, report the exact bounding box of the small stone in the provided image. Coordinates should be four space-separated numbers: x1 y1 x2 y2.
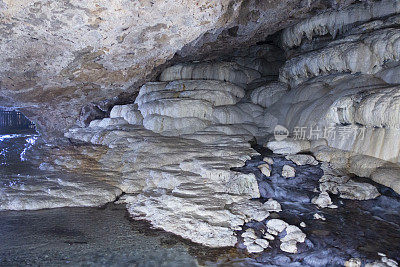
300 222 306 228
263 232 275 240
258 163 271 177
246 243 264 253
255 238 269 248
263 198 282 212
319 174 350 184
242 228 257 240
280 240 298 253
311 192 333 208
243 237 255 246
366 257 398 267
319 181 339 194
313 213 326 221
285 154 318 166
281 225 306 243
337 180 380 200
266 139 311 155
263 157 274 165
382 257 398 267
282 165 295 178
344 258 362 267
267 219 288 234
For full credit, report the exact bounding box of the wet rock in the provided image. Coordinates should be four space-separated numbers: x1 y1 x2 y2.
366 255 398 267
280 240 298 254
229 200 270 222
258 163 271 177
337 181 380 200
313 213 326 221
345 258 362 267
282 225 305 242
246 243 264 253
263 232 275 240
311 192 333 208
242 228 257 240
263 157 274 165
255 238 269 249
286 154 318 166
266 219 288 235
282 165 296 178
280 240 297 253
263 198 282 212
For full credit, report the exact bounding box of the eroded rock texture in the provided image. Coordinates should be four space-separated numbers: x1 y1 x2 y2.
264 0 400 194
0 0 346 141
27 53 284 247
3 0 400 260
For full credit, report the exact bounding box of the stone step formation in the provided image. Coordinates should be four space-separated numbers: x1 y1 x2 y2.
62 53 284 248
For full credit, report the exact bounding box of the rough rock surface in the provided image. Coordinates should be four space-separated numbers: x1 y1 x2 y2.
0 0 345 140
312 145 400 194
282 165 296 178
285 154 318 166
258 0 400 195
44 59 286 247
63 122 260 247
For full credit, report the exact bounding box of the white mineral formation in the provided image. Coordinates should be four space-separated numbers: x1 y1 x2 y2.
133 78 268 137
159 62 262 87
64 122 261 247
266 139 311 155
263 232 275 240
110 104 144 125
282 165 296 178
0 173 122 210
282 0 400 48
266 219 306 254
55 58 287 248
280 225 306 253
89 118 127 128
280 240 299 254
250 82 288 108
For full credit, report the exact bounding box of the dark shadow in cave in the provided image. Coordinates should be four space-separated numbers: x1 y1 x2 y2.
0 108 37 135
